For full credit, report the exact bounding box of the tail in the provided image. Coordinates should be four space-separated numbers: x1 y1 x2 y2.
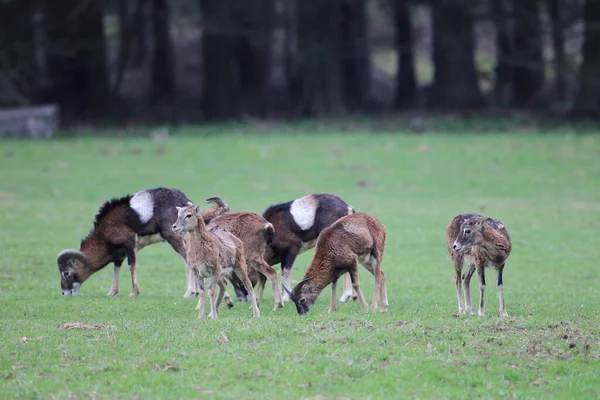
263 222 275 245
347 205 355 215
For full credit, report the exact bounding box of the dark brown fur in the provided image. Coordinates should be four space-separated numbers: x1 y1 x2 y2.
446 213 512 317
288 213 388 315
57 188 190 297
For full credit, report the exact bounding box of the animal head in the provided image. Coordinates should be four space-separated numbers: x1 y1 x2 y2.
452 218 486 251
57 249 91 295
287 278 318 315
172 202 202 233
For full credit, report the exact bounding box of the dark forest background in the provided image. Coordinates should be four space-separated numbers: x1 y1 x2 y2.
1 0 599 124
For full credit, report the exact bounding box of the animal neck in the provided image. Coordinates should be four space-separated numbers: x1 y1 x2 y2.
304 260 334 291
479 226 510 260
80 235 112 277
186 218 211 242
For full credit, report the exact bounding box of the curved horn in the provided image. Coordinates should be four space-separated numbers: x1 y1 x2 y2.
57 249 91 272
291 278 311 298
205 196 229 210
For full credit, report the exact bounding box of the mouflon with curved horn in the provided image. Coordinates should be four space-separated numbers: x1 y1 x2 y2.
56 187 207 299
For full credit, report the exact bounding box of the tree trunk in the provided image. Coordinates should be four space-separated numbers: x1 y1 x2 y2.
546 0 567 103
512 0 544 107
132 0 149 68
293 0 343 116
572 0 600 117
200 0 240 120
340 0 370 112
431 0 483 109
492 0 513 107
0 0 36 106
151 0 175 103
44 0 108 115
393 0 417 108
231 0 275 118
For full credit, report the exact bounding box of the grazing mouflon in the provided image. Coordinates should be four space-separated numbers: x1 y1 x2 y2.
57 187 195 297
446 213 512 317
287 212 388 315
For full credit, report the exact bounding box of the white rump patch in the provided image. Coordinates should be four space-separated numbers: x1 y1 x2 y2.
290 196 317 230
130 191 154 224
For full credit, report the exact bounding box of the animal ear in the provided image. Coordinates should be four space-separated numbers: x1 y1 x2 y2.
187 201 194 207
476 218 485 229
193 205 202 215
175 206 182 212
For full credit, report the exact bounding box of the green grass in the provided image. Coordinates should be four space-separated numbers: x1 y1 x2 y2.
1 126 600 399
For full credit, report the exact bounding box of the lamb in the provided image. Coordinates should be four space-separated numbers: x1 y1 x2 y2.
446 213 512 317
172 202 260 318
202 197 282 310
286 212 388 315
56 187 231 302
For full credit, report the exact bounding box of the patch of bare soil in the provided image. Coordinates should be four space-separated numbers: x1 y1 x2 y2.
60 322 110 330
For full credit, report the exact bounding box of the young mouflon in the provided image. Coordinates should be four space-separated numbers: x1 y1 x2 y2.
446 213 512 317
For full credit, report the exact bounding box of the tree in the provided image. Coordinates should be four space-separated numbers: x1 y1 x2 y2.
231 0 275 117
431 0 483 109
492 0 513 107
512 0 544 107
393 0 417 108
151 0 175 103
200 0 240 120
572 0 600 117
546 0 567 103
340 0 370 111
0 0 36 106
44 0 109 115
293 0 344 116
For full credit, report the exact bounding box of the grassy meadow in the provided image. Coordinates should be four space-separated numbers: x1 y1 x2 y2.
1 123 599 399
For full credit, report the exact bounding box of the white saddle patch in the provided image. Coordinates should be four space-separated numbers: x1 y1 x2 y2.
290 195 317 231
130 191 154 224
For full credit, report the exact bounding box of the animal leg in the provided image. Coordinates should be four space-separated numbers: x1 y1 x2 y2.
107 261 122 296
280 248 299 302
462 262 475 314
221 278 234 308
163 233 197 299
349 262 368 312
208 274 219 319
215 278 228 311
329 279 338 313
235 256 260 317
193 269 206 318
476 265 486 316
497 264 508 317
452 252 465 314
256 260 283 311
379 270 389 312
339 273 355 303
126 248 140 297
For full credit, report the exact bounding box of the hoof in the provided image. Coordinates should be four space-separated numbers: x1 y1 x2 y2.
107 290 119 297
227 301 234 309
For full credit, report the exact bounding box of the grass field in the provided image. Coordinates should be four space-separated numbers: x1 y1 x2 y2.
1 125 599 399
